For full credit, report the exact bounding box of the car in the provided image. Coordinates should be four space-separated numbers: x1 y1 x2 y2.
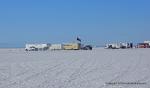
81 45 92 50
25 46 38 51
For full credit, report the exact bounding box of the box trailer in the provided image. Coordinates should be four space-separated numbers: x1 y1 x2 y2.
63 43 81 50
49 44 63 50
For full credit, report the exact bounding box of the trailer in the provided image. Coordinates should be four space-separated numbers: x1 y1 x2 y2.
49 44 63 50
63 43 81 50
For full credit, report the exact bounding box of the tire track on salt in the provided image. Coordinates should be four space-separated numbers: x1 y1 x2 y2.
2 58 80 88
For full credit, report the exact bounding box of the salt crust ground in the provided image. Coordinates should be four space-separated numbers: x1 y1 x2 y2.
0 48 149 88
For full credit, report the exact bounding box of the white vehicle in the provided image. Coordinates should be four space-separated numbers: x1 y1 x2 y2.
49 44 63 50
105 43 120 49
144 41 150 46
25 44 50 51
105 42 133 49
120 43 129 49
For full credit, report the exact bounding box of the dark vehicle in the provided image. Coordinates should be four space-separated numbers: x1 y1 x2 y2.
81 45 92 50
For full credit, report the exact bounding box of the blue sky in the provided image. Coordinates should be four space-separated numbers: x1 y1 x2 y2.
0 0 150 47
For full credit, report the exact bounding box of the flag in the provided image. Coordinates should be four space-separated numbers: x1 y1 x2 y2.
77 37 81 42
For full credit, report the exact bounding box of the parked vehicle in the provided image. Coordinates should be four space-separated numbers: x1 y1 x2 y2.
81 45 92 50
25 46 38 51
105 42 133 49
25 44 50 51
137 43 150 48
63 43 81 50
49 44 63 50
144 41 150 46
120 43 133 49
105 43 120 49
